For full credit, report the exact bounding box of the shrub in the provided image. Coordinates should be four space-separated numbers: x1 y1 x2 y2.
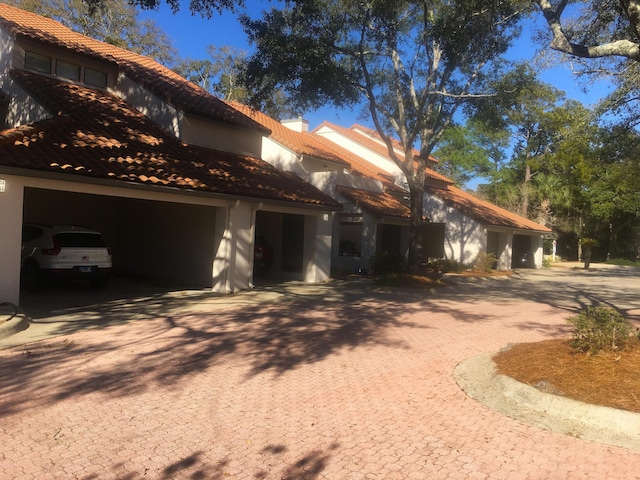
568 306 631 354
429 258 464 273
369 251 406 275
473 252 497 273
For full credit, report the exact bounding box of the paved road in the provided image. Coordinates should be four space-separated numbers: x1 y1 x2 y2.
1 264 639 479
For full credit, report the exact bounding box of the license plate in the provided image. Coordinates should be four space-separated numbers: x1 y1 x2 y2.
80 266 92 273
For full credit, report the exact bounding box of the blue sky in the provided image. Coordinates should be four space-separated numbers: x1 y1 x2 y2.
141 1 613 131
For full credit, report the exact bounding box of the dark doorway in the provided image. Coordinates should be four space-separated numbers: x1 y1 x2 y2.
421 223 445 259
282 214 304 273
380 224 402 255
512 234 533 268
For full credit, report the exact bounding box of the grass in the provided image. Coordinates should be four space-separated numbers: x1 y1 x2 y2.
606 258 640 267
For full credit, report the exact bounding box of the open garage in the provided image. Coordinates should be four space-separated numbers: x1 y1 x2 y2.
24 187 220 288
0 171 335 309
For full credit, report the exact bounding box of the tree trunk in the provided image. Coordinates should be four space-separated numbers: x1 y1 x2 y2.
521 162 532 218
407 180 426 273
583 246 591 269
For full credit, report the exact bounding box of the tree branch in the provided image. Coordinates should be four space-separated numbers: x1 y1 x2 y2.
535 0 640 60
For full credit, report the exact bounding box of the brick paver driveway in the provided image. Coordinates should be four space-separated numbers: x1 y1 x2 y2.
2 265 640 479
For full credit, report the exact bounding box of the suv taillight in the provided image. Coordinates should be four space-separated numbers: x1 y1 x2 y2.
41 236 61 255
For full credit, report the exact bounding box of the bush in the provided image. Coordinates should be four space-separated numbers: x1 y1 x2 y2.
369 251 406 275
568 306 631 354
473 252 497 273
428 258 464 273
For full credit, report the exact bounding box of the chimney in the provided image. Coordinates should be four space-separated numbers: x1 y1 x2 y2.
281 117 309 133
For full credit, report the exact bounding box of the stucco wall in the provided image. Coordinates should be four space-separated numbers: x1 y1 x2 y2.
115 74 181 138
262 137 302 173
424 193 486 265
0 174 25 304
314 126 406 186
181 115 262 158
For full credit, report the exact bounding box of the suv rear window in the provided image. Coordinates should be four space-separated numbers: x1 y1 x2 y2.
55 233 106 248
22 225 44 243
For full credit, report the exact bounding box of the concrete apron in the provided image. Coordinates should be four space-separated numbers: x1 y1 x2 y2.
0 302 29 339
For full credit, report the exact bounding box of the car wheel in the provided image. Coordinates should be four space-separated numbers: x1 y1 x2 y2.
21 261 42 291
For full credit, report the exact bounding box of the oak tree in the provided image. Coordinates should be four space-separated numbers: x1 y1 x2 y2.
240 0 531 270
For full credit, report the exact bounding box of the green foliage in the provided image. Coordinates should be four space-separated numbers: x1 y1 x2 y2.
473 252 497 273
606 258 640 267
369 251 406 275
432 122 495 187
578 237 599 248
81 0 239 17
239 0 530 271
568 306 632 354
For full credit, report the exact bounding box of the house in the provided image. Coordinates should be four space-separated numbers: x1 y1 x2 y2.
313 122 552 270
0 4 341 305
229 103 414 275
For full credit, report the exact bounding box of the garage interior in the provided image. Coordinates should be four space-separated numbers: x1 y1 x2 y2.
21 188 315 298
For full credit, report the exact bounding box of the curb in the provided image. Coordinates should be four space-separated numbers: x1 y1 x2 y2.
454 353 640 452
0 303 30 339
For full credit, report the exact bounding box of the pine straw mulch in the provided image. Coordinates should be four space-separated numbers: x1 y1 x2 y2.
373 269 513 288
493 338 640 414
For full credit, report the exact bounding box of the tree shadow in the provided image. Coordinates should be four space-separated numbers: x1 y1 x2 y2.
2 268 638 418
78 443 338 479
0 282 426 417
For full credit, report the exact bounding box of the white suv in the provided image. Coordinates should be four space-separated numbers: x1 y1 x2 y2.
21 224 112 290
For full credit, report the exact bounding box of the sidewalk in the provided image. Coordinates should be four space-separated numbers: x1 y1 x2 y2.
1 269 640 479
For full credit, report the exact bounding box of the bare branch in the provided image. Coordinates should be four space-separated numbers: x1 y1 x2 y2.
535 0 640 60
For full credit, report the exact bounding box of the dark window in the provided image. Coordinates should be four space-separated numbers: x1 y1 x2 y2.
84 67 108 88
55 233 106 248
56 60 81 81
24 51 51 74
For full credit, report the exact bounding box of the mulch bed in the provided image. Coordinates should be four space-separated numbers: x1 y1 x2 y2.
493 338 640 414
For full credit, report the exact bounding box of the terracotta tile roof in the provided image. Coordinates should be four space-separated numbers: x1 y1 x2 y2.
227 102 407 196
0 69 341 208
425 184 551 233
0 3 268 134
310 134 408 195
314 121 452 185
350 123 439 164
336 186 410 219
227 102 349 167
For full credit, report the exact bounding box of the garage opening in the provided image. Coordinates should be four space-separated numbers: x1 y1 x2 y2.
512 234 533 268
421 223 445 260
23 187 219 288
